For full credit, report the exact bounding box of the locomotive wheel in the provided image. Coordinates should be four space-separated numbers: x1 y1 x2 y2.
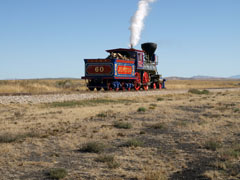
142 72 149 91
107 83 112 91
121 82 125 91
96 87 101 91
134 72 141 91
89 87 94 91
153 83 156 90
134 83 140 91
158 83 162 89
143 85 148 91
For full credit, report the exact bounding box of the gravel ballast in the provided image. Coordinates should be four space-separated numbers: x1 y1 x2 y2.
0 88 239 105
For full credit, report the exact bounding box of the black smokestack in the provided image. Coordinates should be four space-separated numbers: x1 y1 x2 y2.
141 42 157 60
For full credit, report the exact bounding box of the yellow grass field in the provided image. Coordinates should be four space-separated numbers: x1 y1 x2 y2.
0 81 239 179
166 79 240 90
0 79 239 94
0 79 87 94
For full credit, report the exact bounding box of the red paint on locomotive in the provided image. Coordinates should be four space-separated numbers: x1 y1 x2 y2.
86 65 112 75
116 60 135 64
117 66 132 75
86 59 111 63
82 42 165 91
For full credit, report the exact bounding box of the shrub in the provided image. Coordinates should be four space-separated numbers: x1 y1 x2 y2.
48 101 84 108
0 134 20 143
202 89 210 94
0 132 39 143
114 121 132 129
95 155 120 169
233 108 240 113
48 168 67 180
204 140 222 151
107 161 120 169
150 123 165 129
122 139 144 147
47 99 133 108
137 107 146 112
188 89 201 94
95 154 114 163
14 111 22 117
144 170 167 180
149 104 157 110
220 144 240 160
188 89 210 95
211 161 228 170
79 142 105 153
56 80 73 89
157 97 164 101
97 113 107 118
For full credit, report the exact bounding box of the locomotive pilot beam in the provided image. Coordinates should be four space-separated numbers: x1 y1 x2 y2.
82 42 165 91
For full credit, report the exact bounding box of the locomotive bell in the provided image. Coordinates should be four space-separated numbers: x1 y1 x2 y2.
141 42 157 58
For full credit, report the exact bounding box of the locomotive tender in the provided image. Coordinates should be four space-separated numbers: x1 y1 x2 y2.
82 42 165 91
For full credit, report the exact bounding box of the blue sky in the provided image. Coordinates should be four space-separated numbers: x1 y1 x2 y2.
0 0 239 79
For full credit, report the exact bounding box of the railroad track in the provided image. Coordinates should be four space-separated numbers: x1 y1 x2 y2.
0 88 239 105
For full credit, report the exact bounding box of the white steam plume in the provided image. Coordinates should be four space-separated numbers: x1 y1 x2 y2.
130 0 156 47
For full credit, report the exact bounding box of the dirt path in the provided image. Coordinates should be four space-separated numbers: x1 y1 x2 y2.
0 88 239 105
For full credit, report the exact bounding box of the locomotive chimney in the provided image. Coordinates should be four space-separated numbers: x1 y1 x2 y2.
141 42 157 58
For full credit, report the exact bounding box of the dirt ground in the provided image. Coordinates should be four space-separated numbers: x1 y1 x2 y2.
0 89 240 180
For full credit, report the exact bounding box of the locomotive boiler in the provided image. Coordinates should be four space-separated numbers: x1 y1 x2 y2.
82 42 165 91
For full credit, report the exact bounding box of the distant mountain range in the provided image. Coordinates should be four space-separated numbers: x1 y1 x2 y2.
166 75 240 80
230 75 240 79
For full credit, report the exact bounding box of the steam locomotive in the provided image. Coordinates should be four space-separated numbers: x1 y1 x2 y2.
82 42 165 91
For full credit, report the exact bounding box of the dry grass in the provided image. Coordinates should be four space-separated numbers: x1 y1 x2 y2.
47 168 68 180
79 142 106 153
113 121 132 129
166 79 240 90
188 88 210 95
204 139 222 151
0 79 239 95
0 79 86 94
137 107 146 112
46 98 133 108
0 132 40 143
121 139 144 147
0 81 239 179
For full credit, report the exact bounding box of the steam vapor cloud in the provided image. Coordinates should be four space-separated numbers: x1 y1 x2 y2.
130 0 156 47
